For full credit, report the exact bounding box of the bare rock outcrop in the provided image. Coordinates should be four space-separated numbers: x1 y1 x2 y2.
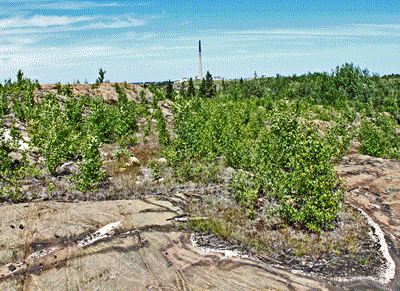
0 199 334 291
33 82 153 103
336 154 400 249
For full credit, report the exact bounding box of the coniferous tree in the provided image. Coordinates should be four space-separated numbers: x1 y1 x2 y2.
204 71 215 98
179 82 185 99
187 78 195 98
96 68 106 84
198 78 206 98
165 80 174 100
17 70 24 85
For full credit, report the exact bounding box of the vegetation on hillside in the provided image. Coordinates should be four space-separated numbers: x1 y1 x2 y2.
156 65 397 234
0 72 146 195
1 64 399 236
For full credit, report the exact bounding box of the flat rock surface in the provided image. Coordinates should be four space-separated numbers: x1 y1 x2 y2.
336 154 400 249
335 154 400 290
0 154 398 290
0 199 335 291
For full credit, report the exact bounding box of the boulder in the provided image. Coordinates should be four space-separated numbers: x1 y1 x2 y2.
126 156 140 167
219 167 236 183
56 161 80 176
8 151 23 161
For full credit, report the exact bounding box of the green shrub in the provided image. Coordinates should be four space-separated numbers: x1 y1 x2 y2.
87 99 117 143
359 114 400 159
154 109 170 146
115 148 131 162
0 93 9 116
118 134 138 147
62 83 73 96
115 83 128 105
0 127 13 173
43 122 81 175
75 135 105 191
64 96 84 130
168 95 342 231
114 100 138 137
325 121 354 159
148 160 162 180
229 170 259 210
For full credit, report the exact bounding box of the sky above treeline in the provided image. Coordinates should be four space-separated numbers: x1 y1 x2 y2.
1 0 400 83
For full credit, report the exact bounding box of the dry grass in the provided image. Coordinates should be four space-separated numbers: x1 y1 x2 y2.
187 194 370 259
130 135 161 166
111 172 140 193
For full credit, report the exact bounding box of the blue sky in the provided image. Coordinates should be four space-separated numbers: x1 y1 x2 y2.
0 0 399 83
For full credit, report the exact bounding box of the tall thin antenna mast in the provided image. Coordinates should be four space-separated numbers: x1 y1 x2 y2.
199 40 203 79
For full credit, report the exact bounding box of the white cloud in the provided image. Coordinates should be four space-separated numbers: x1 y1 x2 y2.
85 16 147 29
2 1 147 12
121 31 157 41
361 24 400 30
0 36 35 45
0 43 164 69
31 1 122 10
0 15 94 29
0 14 147 35
1 17 398 83
225 24 400 39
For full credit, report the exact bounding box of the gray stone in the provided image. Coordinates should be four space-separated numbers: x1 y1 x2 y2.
219 167 236 183
56 161 80 176
138 167 154 184
8 151 23 162
126 156 140 167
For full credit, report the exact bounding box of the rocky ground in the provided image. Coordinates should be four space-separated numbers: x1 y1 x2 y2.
0 198 339 291
33 82 153 104
0 84 399 290
335 154 400 290
0 155 398 289
0 161 398 290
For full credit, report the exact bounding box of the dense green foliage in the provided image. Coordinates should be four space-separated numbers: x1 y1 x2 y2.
165 64 400 232
1 63 399 229
74 134 105 190
0 127 16 173
165 80 175 101
219 63 399 115
0 76 141 192
155 108 170 146
358 113 400 158
168 94 344 231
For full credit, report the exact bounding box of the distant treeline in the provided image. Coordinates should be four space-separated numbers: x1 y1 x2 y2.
150 63 400 117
